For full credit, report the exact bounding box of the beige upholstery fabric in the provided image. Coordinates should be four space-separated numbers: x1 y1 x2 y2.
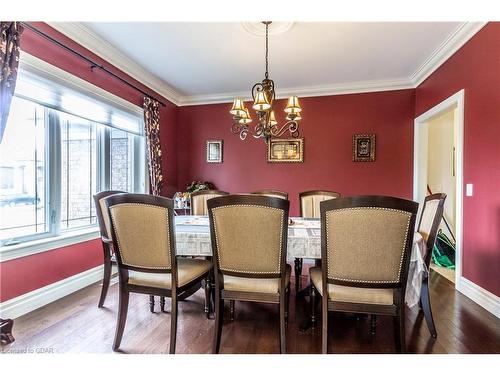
301 194 338 218
99 197 113 239
310 267 393 305
223 264 291 294
110 203 171 270
192 193 225 216
128 258 212 289
418 199 440 242
212 204 284 275
326 208 412 284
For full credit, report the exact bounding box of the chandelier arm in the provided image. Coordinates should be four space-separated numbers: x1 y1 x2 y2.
269 121 300 137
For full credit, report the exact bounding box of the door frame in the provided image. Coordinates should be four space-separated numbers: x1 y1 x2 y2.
413 89 464 287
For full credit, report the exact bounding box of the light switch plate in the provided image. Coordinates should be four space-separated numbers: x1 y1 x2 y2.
466 183 473 197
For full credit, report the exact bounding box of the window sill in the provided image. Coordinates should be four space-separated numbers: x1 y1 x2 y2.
0 227 100 262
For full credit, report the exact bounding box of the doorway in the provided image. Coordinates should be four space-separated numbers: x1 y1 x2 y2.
413 90 464 287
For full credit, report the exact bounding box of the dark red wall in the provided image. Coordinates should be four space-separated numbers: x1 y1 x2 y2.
0 23 177 302
178 90 416 216
415 22 500 296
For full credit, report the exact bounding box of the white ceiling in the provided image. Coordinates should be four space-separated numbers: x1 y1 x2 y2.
50 22 485 105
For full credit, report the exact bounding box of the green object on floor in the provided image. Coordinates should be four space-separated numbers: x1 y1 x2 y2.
432 230 456 269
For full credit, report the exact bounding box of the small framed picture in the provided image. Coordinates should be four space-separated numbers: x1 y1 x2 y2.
353 134 376 162
267 138 304 163
206 140 223 163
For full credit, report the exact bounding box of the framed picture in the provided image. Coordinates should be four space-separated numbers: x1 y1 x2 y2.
206 140 223 163
353 134 376 162
267 138 304 163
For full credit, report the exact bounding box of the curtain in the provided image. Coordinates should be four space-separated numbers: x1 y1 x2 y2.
143 96 163 196
0 22 24 143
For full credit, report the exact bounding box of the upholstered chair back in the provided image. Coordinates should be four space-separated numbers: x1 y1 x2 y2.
106 194 174 271
251 190 288 200
191 190 229 216
208 195 289 277
93 190 126 239
321 196 418 287
417 193 447 264
300 191 340 218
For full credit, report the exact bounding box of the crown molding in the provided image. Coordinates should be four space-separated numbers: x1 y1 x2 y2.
46 22 183 105
410 22 487 86
178 78 414 106
46 21 487 107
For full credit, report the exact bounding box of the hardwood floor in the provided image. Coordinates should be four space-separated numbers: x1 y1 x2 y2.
1 269 499 354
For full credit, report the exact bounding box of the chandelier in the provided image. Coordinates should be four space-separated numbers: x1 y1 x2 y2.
229 21 303 143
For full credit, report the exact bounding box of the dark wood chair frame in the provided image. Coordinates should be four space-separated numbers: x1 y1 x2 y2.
251 190 289 200
93 190 126 308
295 190 341 295
208 195 291 354
311 195 418 353
417 193 447 339
190 190 229 215
106 193 212 353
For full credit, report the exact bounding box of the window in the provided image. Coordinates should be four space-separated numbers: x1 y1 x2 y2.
0 65 146 246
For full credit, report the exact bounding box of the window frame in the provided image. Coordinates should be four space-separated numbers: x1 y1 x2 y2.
0 52 148 261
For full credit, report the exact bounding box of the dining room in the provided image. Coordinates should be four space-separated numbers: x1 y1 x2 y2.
1 1 499 371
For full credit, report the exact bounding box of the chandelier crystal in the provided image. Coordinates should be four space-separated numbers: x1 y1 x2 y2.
229 21 302 142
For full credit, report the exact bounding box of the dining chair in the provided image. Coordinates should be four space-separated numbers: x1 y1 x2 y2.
251 190 289 200
106 193 212 353
309 195 418 353
208 194 291 353
295 190 341 294
190 190 229 216
417 193 447 338
93 190 126 308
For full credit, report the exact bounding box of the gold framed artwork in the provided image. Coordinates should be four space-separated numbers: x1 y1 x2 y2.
267 138 304 163
353 134 376 162
206 140 223 163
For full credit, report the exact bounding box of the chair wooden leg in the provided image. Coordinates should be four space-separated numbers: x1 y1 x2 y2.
370 314 377 335
279 295 287 354
160 296 166 312
321 295 328 354
294 258 303 294
420 276 437 338
98 253 112 308
393 309 406 353
310 284 317 327
204 274 211 318
149 295 155 313
169 294 178 354
212 289 223 354
230 300 235 321
113 288 129 351
285 286 291 324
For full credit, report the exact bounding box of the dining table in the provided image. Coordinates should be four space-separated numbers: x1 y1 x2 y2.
174 215 427 309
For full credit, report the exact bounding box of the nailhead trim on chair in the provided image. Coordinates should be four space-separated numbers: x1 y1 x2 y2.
326 207 411 284
110 203 172 270
212 204 284 275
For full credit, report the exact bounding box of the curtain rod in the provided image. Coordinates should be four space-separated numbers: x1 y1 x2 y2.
20 22 167 107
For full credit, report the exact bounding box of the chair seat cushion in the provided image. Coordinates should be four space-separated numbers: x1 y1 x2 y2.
128 258 211 289
223 264 291 294
309 267 393 305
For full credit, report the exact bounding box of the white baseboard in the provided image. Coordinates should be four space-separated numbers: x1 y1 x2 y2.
0 265 106 319
457 276 500 318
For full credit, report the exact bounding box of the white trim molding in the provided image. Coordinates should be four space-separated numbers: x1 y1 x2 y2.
410 22 487 86
47 22 182 106
0 265 109 319
457 277 500 318
45 22 487 107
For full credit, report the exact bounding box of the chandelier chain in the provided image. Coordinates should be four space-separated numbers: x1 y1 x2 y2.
265 22 269 79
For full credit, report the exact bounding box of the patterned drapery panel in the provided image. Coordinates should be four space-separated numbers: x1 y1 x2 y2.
143 96 163 196
0 22 24 143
